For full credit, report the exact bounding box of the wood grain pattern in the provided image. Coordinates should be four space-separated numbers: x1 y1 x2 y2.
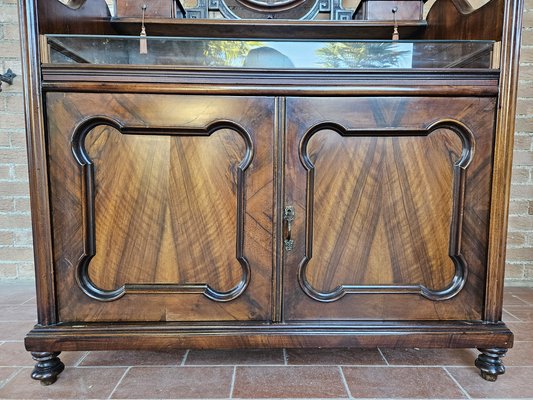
46 93 275 322
298 122 472 302
39 68 501 97
18 0 58 325
423 0 504 40
355 0 423 21
283 96 496 321
25 320 513 351
19 0 522 384
72 120 252 302
115 0 174 17
485 0 525 322
36 0 114 35
111 18 427 39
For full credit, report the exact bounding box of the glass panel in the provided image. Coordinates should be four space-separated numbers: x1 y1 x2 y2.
45 35 496 69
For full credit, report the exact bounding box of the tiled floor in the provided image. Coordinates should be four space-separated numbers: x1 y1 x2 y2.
0 283 532 399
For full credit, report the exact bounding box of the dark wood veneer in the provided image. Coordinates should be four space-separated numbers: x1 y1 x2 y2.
71 118 253 303
296 120 473 303
25 321 513 351
19 0 523 386
283 96 495 322
111 18 427 39
46 93 274 323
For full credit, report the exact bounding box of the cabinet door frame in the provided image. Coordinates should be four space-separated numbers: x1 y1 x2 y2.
282 96 496 322
46 93 276 323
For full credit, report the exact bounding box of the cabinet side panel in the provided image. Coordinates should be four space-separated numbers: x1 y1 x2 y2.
19 0 57 325
485 0 524 322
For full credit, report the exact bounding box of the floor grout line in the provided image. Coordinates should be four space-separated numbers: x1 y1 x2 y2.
0 366 24 390
55 363 502 368
0 340 26 343
503 308 523 321
338 366 353 399
21 297 36 305
229 365 236 399
0 319 37 322
106 366 131 400
443 366 472 400
377 348 389 365
180 349 189 366
74 351 90 367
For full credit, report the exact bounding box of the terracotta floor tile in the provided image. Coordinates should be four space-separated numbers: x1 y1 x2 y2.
0 284 35 306
503 293 529 306
504 306 533 321
80 350 185 366
186 349 284 365
507 322 533 340
504 342 533 366
56 352 88 367
0 366 126 399
286 348 385 365
0 306 37 322
0 368 20 389
1 345 87 368
380 347 477 366
111 366 233 399
342 366 466 399
233 366 347 398
0 284 530 399
509 291 533 305
0 342 37 367
502 309 522 322
447 366 533 398
21 297 36 305
0 321 34 341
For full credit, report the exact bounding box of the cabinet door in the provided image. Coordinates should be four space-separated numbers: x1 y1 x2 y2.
47 93 275 322
283 97 496 321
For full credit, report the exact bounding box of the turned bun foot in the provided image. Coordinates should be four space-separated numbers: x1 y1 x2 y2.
31 352 65 385
475 348 507 382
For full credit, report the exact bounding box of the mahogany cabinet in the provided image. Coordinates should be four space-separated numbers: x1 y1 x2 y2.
18 0 523 386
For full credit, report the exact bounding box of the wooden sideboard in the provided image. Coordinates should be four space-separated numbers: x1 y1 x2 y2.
18 0 523 385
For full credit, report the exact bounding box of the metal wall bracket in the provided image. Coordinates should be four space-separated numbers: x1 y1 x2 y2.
1 69 16 85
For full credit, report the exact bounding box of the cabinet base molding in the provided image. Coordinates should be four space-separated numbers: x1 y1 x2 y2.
30 352 65 386
25 321 513 352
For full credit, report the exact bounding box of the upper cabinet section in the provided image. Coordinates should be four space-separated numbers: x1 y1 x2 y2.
34 0 507 41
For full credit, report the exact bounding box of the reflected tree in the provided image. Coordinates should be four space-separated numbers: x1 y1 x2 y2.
316 42 411 68
204 40 264 66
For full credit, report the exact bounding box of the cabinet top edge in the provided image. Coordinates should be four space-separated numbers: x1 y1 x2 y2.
40 66 499 96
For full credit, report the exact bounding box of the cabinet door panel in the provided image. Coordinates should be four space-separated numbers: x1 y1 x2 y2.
85 127 248 297
47 93 274 322
284 97 495 321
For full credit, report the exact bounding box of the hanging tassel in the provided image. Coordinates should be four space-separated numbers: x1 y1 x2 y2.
140 4 148 54
392 7 399 41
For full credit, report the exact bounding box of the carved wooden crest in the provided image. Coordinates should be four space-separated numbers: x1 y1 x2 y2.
185 0 355 20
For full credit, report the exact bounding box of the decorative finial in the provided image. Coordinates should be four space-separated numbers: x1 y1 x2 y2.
392 7 399 41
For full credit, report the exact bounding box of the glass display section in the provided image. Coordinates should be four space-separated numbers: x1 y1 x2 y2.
44 35 496 69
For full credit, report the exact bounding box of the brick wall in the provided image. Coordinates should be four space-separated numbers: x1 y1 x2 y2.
0 0 33 279
506 0 533 285
0 0 532 283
